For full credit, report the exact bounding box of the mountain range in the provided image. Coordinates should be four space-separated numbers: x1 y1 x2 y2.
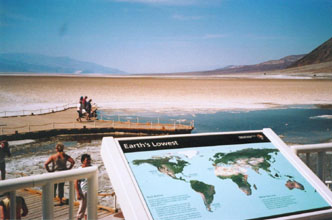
0 53 126 74
1 37 331 75
289 37 332 68
205 37 332 75
209 54 305 74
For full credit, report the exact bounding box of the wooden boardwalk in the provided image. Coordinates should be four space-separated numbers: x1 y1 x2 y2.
0 188 117 220
0 108 194 140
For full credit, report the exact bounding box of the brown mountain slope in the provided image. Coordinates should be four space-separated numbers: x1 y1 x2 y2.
203 55 304 75
289 37 332 68
282 61 332 73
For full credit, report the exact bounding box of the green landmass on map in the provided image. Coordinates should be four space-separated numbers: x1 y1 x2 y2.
132 148 306 213
212 148 304 195
213 148 278 173
218 173 252 195
132 156 189 180
190 180 216 211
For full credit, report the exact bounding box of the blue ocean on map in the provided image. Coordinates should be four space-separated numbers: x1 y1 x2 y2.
99 105 332 145
124 142 329 220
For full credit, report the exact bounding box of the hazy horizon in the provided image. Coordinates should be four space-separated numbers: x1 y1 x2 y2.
1 0 332 73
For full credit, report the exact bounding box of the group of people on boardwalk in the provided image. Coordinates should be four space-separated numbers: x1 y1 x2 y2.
77 96 96 122
0 141 92 220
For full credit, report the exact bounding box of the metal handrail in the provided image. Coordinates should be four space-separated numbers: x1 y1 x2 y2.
0 166 98 220
290 143 332 184
0 103 77 117
291 143 332 153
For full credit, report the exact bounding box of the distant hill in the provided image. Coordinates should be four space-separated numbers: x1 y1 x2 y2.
206 54 305 74
281 61 332 74
0 53 126 74
179 37 332 76
289 37 332 68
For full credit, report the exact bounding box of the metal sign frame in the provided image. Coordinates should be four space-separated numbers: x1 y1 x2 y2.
101 128 332 220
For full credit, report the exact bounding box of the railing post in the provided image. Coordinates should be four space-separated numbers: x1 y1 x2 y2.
87 170 98 220
306 153 310 167
114 194 117 211
69 181 75 220
317 151 325 182
42 182 54 219
0 166 98 220
10 191 17 220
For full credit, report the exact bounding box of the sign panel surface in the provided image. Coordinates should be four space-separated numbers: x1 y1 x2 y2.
102 130 332 220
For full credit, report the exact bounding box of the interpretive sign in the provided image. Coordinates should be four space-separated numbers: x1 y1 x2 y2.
101 129 332 220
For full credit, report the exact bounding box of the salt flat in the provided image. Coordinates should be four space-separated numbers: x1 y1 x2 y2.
0 75 332 114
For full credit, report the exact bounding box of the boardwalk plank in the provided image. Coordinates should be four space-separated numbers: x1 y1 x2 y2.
0 189 114 220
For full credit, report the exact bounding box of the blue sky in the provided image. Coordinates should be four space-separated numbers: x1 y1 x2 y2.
1 0 332 73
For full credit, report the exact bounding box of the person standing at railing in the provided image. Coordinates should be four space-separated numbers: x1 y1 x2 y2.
75 154 92 220
86 99 92 120
0 140 11 180
83 96 88 110
76 100 83 122
44 143 75 206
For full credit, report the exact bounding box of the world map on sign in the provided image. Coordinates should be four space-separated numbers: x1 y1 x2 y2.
125 143 330 220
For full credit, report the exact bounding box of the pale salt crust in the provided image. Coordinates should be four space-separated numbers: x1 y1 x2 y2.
0 75 332 116
0 101 328 117
310 115 332 119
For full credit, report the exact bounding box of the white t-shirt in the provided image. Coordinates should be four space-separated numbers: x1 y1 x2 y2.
80 178 88 194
